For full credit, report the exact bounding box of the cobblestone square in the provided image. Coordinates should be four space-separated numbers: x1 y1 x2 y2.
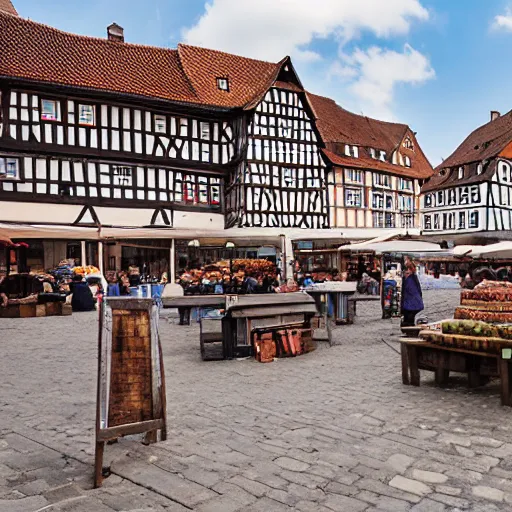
2 289 512 511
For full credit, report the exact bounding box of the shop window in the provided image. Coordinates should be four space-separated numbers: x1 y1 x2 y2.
345 188 362 207
0 156 20 180
155 115 166 133
41 99 60 121
469 210 479 228
78 104 95 126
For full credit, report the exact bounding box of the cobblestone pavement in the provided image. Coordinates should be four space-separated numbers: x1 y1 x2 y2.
3 289 512 511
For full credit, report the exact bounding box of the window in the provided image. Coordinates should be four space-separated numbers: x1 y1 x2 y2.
459 187 469 205
200 122 210 140
470 186 480 203
154 115 166 133
477 163 483 175
437 190 444 206
372 192 384 209
448 188 457 205
500 162 509 182
197 176 209 204
372 212 384 228
403 137 414 150
217 78 229 91
379 150 386 162
433 214 440 230
385 212 395 228
469 210 479 228
345 188 362 207
41 99 60 121
0 156 20 180
283 168 296 187
404 155 411 167
398 194 413 211
278 119 292 138
369 148 376 159
210 178 221 205
424 215 432 230
424 194 433 208
78 104 95 126
108 165 132 187
458 167 464 179
179 118 188 136
344 145 358 157
398 178 412 190
345 169 363 183
459 212 466 229
385 195 393 209
374 173 391 188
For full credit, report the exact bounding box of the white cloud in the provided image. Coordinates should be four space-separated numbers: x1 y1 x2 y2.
339 44 435 119
492 8 512 31
182 0 433 120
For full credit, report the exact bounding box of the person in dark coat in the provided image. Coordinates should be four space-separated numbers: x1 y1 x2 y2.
70 275 95 312
401 258 424 327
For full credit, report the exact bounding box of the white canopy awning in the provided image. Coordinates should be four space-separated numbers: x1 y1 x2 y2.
339 239 445 255
467 242 512 259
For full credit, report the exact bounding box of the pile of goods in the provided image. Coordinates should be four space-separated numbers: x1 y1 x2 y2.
253 327 315 363
73 265 100 276
455 280 512 323
419 319 512 353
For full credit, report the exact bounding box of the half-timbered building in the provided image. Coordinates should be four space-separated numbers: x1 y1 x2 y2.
308 93 433 230
421 110 512 240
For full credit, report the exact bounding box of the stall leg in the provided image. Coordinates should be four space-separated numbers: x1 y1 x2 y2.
435 352 450 387
401 343 410 385
406 345 420 386
500 358 512 406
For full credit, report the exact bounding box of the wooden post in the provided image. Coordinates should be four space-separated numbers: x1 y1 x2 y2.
406 345 420 386
98 242 104 276
170 239 176 285
500 357 512 406
401 342 410 385
280 234 287 281
81 241 87 267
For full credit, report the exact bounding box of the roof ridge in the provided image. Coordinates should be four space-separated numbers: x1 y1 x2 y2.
0 10 179 53
178 43 281 66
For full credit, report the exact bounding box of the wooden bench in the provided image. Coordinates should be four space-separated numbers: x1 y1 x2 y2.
400 338 512 406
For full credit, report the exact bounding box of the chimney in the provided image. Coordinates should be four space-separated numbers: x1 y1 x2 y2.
107 23 124 42
491 110 501 122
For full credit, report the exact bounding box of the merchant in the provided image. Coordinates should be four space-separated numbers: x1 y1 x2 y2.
70 274 95 312
401 258 424 327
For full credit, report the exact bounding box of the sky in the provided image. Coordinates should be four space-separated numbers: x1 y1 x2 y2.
11 0 512 167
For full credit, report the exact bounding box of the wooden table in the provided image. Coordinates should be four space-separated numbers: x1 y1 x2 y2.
400 338 512 406
161 295 226 325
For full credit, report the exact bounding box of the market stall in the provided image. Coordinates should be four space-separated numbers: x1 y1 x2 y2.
402 279 512 406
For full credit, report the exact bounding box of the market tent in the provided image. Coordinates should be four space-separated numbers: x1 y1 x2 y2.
339 240 445 255
0 223 100 240
467 242 512 259
0 229 13 245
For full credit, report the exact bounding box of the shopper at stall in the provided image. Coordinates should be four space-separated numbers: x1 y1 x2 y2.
401 258 424 326
70 274 95 312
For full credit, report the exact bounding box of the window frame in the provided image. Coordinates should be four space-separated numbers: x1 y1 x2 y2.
345 187 362 208
469 210 479 229
41 99 61 122
217 77 229 91
78 104 95 126
0 155 22 181
154 115 167 134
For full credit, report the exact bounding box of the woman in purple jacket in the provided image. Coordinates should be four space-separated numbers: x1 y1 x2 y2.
401 258 424 327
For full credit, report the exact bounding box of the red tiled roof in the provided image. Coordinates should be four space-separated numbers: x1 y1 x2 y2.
0 12 198 104
0 13 287 109
435 110 512 170
177 44 283 109
323 150 432 179
0 0 17 15
309 93 433 179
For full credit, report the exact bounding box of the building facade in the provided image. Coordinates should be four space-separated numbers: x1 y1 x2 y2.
420 110 512 239
0 0 432 276
308 94 433 231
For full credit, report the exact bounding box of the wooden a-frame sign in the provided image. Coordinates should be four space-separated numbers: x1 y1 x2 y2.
94 297 167 488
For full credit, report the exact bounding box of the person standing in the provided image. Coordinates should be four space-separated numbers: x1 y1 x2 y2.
401 258 424 327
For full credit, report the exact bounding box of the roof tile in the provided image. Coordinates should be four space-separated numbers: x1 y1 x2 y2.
0 0 17 15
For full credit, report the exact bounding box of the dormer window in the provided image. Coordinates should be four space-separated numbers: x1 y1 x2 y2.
217 78 229 91
458 167 464 179
379 151 386 162
404 156 411 167
41 99 60 121
369 148 376 159
345 145 358 158
477 163 483 175
403 137 414 150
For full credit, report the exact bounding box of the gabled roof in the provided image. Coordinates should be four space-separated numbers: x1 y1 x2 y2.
308 93 433 179
0 12 288 110
0 0 17 15
177 44 284 109
435 110 512 170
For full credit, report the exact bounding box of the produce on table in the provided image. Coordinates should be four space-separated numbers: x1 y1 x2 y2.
73 265 100 276
441 319 498 337
455 307 512 323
